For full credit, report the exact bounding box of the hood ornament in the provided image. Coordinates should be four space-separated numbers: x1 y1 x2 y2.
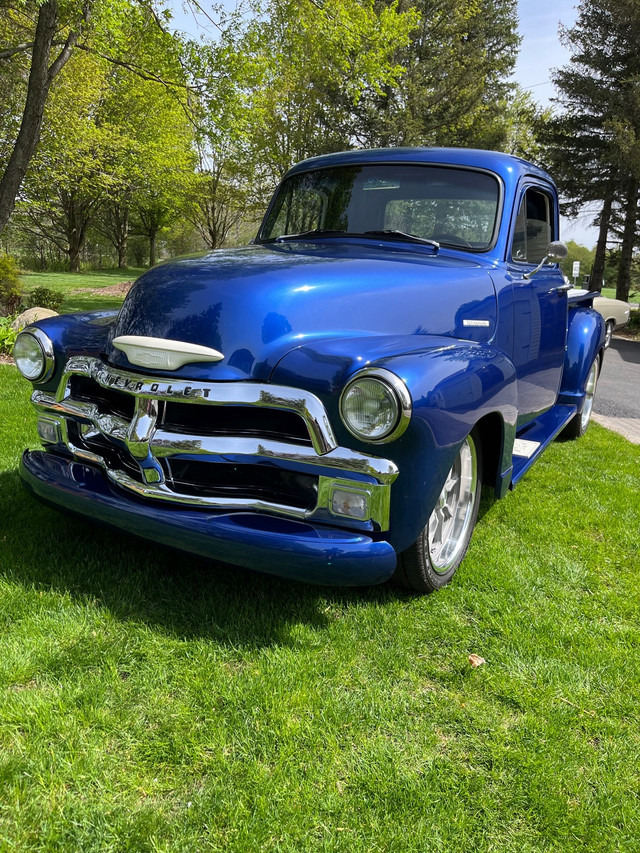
113 335 224 371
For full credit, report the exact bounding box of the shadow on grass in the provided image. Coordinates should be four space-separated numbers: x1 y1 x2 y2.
0 468 408 649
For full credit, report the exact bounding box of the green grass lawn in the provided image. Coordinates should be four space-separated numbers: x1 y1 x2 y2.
22 269 145 313
1 363 639 851
600 286 639 306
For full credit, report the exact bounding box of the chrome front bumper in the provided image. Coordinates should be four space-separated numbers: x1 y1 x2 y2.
31 356 399 530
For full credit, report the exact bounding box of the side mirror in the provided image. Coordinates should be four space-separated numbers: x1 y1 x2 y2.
546 241 568 260
524 240 568 279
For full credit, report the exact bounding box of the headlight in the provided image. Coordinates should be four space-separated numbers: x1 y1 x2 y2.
339 368 411 443
13 328 55 382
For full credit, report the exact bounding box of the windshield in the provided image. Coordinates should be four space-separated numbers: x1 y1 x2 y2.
259 164 501 250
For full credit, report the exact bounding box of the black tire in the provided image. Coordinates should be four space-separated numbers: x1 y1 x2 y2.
562 359 599 440
604 320 614 349
394 432 482 594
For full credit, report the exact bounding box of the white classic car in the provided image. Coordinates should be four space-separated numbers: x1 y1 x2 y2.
569 288 631 347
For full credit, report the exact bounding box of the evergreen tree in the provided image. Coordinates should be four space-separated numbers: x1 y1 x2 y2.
544 0 640 300
353 0 522 151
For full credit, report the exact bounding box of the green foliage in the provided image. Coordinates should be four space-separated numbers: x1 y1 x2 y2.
4 0 195 269
627 308 640 332
0 254 23 314
25 286 65 312
0 315 18 354
187 0 419 204
353 0 522 150
1 0 548 264
559 240 595 281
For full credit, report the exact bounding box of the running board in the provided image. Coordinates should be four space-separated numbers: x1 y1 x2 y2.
510 404 578 488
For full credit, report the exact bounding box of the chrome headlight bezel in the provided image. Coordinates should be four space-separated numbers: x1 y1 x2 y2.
339 367 412 444
13 327 55 383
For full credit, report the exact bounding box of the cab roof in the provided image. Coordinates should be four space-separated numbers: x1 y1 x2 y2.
286 147 555 191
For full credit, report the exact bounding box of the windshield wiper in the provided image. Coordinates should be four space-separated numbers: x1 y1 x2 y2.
274 229 346 242
363 230 440 249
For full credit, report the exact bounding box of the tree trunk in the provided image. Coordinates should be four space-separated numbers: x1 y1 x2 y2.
118 208 129 268
68 244 81 272
0 0 59 234
616 180 638 302
149 231 157 267
590 193 613 291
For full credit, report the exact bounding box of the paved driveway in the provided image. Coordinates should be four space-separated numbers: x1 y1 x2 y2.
593 337 640 444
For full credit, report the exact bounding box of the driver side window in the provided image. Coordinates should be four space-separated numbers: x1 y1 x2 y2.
512 188 553 265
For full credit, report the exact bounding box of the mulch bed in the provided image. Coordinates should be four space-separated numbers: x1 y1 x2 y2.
72 281 134 297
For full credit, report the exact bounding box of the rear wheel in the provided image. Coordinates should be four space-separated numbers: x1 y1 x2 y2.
394 432 482 593
604 320 615 348
562 359 599 439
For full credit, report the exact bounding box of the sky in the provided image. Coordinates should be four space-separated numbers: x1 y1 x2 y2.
169 0 598 248
514 1 598 247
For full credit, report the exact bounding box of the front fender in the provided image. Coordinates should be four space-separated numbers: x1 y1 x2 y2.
17 310 119 393
271 335 518 552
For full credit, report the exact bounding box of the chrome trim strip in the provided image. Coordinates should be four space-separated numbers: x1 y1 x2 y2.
105 470 390 528
32 392 131 442
106 468 312 519
59 356 337 456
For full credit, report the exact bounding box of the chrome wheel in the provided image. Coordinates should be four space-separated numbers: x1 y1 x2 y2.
562 358 599 440
394 432 482 593
604 320 614 349
427 436 479 573
580 360 598 434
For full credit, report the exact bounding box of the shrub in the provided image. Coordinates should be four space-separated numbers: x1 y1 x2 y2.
627 309 640 334
0 255 23 315
25 286 64 312
0 315 18 356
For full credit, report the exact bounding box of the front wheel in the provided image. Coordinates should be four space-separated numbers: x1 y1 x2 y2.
394 432 482 594
562 359 599 440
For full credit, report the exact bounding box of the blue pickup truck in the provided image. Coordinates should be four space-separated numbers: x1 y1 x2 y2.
14 148 604 592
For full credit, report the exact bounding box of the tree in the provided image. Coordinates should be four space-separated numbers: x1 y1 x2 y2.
0 0 190 239
0 0 93 233
97 16 196 267
178 0 418 248
15 51 114 270
544 0 640 300
9 2 196 270
352 0 521 151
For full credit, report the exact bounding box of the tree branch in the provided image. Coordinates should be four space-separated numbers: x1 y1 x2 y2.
0 41 61 60
73 43 190 90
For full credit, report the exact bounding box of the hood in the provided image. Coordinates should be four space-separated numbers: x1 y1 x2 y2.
110 241 497 381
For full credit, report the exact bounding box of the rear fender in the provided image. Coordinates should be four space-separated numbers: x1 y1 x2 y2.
558 305 605 405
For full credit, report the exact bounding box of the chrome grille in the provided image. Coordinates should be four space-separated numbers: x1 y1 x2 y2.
31 355 398 529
